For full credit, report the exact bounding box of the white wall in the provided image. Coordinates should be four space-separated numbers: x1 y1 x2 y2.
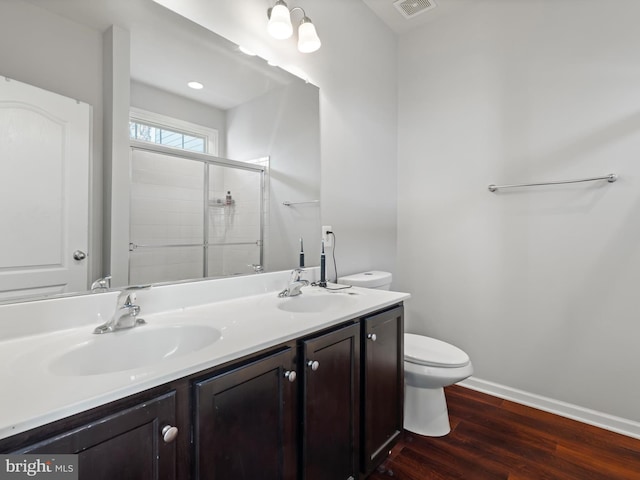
152 0 398 279
130 80 227 156
226 82 321 272
397 0 640 423
0 1 103 286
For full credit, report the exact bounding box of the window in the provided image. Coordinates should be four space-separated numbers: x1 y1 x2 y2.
129 108 219 155
129 120 206 153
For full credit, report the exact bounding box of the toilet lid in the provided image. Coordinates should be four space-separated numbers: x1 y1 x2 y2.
404 333 470 368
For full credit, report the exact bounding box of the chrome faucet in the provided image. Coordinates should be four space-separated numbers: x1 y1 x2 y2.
278 268 310 297
249 264 264 273
90 275 111 292
93 286 150 334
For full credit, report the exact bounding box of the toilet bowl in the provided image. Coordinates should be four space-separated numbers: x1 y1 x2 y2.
404 333 473 436
338 271 474 437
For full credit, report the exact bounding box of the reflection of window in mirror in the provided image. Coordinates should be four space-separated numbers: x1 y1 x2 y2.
129 107 218 155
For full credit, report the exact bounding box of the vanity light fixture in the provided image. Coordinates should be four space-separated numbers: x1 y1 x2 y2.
187 81 204 90
267 0 293 39
267 1 321 53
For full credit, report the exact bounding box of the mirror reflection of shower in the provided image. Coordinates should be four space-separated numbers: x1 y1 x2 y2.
128 145 266 285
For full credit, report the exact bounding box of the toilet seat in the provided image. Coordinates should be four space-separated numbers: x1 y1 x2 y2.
405 333 470 368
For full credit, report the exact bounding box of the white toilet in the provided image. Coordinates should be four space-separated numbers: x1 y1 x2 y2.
338 271 474 437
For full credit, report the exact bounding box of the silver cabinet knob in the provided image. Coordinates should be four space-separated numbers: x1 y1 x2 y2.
161 425 179 443
284 370 297 382
307 360 320 371
367 333 377 342
73 250 87 261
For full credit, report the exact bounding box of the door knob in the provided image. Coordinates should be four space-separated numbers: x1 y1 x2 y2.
284 370 297 382
307 360 320 371
367 333 377 342
73 250 87 261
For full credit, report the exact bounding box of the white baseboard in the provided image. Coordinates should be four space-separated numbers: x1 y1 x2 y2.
458 377 640 440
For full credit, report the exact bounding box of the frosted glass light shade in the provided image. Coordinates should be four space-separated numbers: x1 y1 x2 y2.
268 3 293 39
297 19 321 53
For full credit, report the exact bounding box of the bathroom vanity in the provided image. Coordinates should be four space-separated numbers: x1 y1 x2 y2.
0 271 408 479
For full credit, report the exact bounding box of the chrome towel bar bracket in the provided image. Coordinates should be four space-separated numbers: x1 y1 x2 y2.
488 173 617 193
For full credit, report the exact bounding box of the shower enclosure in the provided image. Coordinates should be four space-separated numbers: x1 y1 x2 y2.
128 143 265 285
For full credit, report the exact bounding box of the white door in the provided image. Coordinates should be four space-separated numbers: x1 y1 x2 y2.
0 77 91 301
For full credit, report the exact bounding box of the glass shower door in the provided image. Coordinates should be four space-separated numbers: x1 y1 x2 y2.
129 149 206 285
128 147 264 285
206 163 263 277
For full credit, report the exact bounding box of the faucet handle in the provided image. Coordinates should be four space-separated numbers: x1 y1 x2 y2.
116 285 150 307
91 275 111 292
124 292 137 306
290 268 305 282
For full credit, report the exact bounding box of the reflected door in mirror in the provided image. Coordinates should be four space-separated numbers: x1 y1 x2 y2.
0 77 90 301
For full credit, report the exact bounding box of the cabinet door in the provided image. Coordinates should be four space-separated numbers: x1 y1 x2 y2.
15 392 177 480
361 305 404 476
302 323 360 480
194 347 297 480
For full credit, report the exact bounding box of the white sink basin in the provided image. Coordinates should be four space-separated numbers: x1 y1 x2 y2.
277 292 356 313
49 325 222 376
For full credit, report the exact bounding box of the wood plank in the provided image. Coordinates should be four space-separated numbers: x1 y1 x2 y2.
368 385 640 480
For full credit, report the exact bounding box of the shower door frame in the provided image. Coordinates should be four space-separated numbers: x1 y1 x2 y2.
128 141 265 283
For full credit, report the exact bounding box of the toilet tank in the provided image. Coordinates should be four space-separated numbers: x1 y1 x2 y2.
338 271 392 290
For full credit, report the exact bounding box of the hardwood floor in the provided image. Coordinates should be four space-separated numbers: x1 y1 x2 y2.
369 385 640 480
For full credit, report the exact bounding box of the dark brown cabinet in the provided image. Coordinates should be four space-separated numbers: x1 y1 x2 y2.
193 347 297 480
11 391 177 480
300 322 360 480
361 305 404 476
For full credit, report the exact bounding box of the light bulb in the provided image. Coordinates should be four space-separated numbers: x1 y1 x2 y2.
268 2 293 40
297 18 321 53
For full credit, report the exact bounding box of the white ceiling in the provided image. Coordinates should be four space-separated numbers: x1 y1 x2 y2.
24 0 295 110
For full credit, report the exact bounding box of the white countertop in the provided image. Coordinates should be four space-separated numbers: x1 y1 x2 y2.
0 271 409 440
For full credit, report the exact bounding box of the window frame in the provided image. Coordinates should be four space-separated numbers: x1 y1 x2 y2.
129 107 219 156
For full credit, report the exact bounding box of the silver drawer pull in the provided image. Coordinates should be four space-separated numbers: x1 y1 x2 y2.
307 360 320 371
367 333 377 342
284 370 297 382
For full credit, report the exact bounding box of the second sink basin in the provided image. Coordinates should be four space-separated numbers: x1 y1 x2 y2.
277 291 356 313
49 325 222 376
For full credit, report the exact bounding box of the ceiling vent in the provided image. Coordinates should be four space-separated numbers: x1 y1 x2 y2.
393 0 437 19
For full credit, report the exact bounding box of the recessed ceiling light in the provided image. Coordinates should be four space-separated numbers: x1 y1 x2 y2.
239 46 257 56
187 81 204 90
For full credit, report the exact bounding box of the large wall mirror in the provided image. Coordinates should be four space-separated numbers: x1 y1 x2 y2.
0 0 320 303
